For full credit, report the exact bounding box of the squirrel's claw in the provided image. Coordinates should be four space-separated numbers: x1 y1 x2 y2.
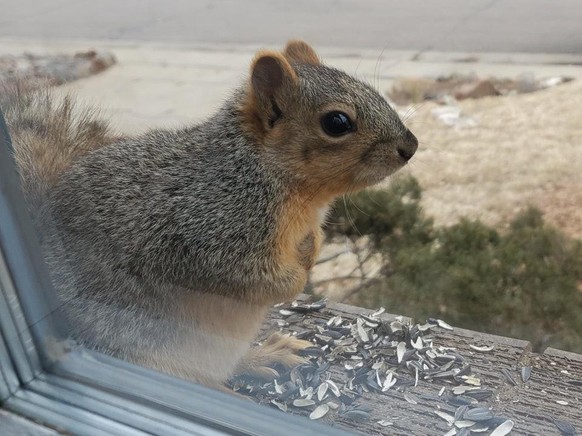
234 332 312 381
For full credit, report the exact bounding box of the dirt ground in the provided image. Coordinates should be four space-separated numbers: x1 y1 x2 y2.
392 78 582 239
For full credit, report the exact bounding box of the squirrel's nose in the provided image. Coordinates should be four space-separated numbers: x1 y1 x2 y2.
397 129 418 161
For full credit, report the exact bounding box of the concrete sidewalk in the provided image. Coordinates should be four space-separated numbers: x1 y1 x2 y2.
1 38 582 134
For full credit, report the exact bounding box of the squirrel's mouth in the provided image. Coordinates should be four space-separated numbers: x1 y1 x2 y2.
355 167 396 189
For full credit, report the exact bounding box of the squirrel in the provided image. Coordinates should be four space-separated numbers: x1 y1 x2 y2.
3 40 417 392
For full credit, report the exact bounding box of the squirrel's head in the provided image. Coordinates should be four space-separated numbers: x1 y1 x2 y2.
240 40 418 203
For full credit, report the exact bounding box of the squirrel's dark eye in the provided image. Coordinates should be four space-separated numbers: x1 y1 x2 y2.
321 111 354 137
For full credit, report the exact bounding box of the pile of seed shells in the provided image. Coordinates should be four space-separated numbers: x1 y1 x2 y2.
233 299 527 436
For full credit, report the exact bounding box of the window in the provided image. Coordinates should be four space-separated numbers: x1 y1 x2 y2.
1 4 581 435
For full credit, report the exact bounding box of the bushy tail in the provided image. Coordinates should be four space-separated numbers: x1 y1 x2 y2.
1 83 116 221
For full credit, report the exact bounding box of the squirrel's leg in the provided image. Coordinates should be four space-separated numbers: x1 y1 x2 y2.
233 332 312 380
232 229 322 380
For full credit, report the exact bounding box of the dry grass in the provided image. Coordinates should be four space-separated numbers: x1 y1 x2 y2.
394 79 582 239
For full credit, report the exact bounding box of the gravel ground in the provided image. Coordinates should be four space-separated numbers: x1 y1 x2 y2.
0 50 115 89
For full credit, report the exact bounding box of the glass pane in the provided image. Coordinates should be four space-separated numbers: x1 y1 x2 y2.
2 2 581 434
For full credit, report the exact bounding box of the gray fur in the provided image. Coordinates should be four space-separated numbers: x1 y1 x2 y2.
43 92 291 361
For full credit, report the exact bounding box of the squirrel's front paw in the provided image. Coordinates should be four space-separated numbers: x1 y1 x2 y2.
234 332 312 381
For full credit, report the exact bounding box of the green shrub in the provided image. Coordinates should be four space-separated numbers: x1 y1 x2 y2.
325 176 582 353
325 175 433 252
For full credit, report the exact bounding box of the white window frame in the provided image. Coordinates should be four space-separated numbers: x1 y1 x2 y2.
0 110 350 436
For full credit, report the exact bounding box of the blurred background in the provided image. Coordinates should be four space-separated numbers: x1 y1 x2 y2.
1 0 581 352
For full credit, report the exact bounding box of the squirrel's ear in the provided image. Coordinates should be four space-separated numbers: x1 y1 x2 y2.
251 51 297 98
247 52 297 131
283 40 320 65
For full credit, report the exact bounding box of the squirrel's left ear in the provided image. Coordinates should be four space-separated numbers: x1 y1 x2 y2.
248 52 297 130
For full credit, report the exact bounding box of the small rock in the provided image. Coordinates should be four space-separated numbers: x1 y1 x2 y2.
517 72 537 93
540 76 573 88
455 79 501 100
